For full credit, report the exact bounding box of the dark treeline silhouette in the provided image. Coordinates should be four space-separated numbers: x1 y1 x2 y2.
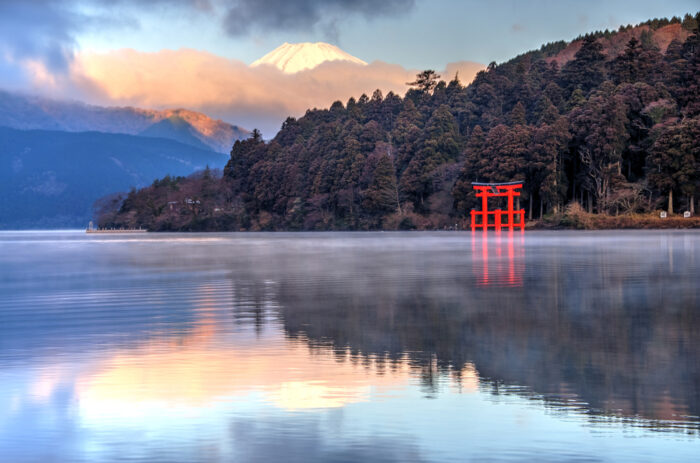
101 13 700 231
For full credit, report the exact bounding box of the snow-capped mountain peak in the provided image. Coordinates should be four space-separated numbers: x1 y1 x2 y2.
251 42 367 74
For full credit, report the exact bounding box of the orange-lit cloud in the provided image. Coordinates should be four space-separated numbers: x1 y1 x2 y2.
69 48 484 135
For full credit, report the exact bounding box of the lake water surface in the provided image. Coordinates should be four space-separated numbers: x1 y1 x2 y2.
1 230 699 462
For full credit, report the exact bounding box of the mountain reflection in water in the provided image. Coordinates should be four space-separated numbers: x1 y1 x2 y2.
0 231 698 462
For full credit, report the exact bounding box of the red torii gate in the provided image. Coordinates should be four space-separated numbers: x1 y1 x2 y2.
470 181 525 231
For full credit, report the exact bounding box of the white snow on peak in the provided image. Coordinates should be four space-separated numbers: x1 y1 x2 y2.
251 42 367 74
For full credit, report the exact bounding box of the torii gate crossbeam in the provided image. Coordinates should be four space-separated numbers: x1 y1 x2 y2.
470 182 525 231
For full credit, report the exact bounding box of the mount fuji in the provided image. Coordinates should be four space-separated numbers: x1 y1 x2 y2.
251 42 367 74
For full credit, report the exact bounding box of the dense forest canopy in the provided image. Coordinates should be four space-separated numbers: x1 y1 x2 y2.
101 13 700 231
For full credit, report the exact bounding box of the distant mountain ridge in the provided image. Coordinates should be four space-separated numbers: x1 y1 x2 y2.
0 91 249 153
0 126 227 229
139 116 213 151
251 42 367 73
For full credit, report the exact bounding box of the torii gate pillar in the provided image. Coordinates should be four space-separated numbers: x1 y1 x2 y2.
470 182 525 231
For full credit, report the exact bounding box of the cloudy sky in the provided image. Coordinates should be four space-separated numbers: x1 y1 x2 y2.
0 0 697 135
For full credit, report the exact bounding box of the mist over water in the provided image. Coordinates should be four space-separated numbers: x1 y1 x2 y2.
0 231 699 462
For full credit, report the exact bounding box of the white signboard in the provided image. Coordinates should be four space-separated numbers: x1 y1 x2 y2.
684 211 691 218
660 211 667 218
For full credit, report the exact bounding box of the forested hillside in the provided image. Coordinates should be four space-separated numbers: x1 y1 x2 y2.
102 14 700 231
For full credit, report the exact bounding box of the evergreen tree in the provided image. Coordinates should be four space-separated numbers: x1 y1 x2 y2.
363 153 400 215
648 119 700 213
611 37 642 83
509 101 527 125
570 92 629 213
561 36 606 94
534 95 559 125
407 70 441 93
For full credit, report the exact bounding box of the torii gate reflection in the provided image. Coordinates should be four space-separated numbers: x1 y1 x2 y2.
471 230 525 287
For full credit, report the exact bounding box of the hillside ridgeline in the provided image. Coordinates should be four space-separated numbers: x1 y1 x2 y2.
0 92 249 153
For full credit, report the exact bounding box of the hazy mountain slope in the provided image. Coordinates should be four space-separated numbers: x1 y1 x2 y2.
0 91 249 153
0 126 227 229
154 109 250 153
139 116 212 151
251 42 367 73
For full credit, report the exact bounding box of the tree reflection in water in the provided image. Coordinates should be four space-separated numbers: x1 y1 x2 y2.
224 232 699 433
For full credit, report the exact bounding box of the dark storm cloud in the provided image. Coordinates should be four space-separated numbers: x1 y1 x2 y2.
223 0 416 37
0 1 83 72
0 0 206 74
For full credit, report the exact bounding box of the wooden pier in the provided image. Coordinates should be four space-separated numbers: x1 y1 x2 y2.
86 222 146 233
86 228 147 234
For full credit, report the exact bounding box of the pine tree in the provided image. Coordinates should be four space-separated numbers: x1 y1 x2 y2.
363 153 400 214
569 93 629 213
509 101 527 125
561 36 606 94
648 119 700 214
611 37 642 83
407 70 441 93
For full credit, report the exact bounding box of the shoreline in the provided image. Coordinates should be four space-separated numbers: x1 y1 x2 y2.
2 226 700 234
528 211 700 230
96 222 700 232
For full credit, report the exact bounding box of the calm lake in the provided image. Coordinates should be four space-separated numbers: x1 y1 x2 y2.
1 230 699 462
